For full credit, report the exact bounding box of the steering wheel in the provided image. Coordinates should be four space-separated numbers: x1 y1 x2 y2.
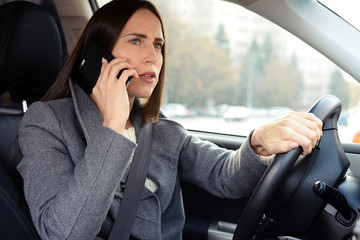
232 95 343 240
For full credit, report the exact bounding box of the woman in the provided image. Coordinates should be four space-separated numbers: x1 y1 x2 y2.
17 0 322 239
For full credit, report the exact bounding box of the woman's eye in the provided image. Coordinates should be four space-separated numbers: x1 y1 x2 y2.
129 39 140 45
154 43 163 50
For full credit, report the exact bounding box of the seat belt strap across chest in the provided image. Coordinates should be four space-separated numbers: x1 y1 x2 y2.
108 122 153 240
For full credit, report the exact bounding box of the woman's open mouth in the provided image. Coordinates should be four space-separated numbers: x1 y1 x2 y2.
139 72 156 83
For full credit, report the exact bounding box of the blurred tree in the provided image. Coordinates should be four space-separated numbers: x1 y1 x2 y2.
328 70 350 109
348 81 360 108
254 60 303 108
262 34 275 61
240 36 303 108
239 38 261 108
214 24 230 53
164 18 240 107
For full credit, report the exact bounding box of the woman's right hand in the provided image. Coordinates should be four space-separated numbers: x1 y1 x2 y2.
90 57 138 134
251 112 323 156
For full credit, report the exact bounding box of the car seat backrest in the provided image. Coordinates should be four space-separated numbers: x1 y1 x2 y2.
0 1 63 104
0 1 63 239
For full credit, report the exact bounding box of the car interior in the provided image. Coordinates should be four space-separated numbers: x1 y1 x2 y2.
1 0 360 240
0 1 63 239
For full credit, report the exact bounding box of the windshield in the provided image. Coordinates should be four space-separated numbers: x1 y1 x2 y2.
318 0 360 31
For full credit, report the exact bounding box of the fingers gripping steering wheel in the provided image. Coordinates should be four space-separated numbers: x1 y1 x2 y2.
232 95 342 240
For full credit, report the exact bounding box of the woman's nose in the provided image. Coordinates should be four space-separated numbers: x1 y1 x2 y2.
144 45 158 64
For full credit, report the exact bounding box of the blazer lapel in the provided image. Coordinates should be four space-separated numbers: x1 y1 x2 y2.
69 79 143 143
69 79 104 144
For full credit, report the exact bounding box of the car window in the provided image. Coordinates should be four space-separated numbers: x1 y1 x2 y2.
143 0 360 144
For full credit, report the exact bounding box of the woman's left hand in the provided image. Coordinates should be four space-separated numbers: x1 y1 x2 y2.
251 112 323 156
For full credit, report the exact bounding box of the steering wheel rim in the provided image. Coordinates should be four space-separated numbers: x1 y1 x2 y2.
232 95 342 240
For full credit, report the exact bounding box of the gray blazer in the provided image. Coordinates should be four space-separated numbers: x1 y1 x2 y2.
18 80 268 240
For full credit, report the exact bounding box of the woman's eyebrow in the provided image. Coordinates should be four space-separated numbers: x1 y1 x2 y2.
123 33 164 42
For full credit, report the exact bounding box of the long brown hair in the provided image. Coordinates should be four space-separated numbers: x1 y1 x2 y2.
42 0 166 122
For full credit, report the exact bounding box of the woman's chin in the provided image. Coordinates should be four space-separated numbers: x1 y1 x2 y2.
129 90 154 99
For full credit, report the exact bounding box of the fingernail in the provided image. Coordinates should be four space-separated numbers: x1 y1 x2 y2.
290 142 299 149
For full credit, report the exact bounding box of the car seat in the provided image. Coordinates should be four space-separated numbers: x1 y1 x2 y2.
0 1 63 239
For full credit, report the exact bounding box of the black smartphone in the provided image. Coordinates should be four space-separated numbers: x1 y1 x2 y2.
78 41 132 91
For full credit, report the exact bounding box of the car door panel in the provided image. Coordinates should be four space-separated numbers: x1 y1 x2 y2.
182 131 248 240
344 144 360 179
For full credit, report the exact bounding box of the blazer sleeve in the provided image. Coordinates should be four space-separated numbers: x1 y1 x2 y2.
178 130 269 199
17 101 137 240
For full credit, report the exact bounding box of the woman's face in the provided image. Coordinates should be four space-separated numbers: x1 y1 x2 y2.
111 8 164 99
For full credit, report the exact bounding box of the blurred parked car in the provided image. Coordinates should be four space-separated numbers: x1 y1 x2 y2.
222 106 249 121
162 103 190 118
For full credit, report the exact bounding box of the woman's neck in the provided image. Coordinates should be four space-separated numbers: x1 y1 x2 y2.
125 96 135 130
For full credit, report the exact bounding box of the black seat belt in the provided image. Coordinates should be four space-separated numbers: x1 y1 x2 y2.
108 122 153 240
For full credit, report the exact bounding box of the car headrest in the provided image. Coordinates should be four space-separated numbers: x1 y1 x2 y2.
0 1 63 104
